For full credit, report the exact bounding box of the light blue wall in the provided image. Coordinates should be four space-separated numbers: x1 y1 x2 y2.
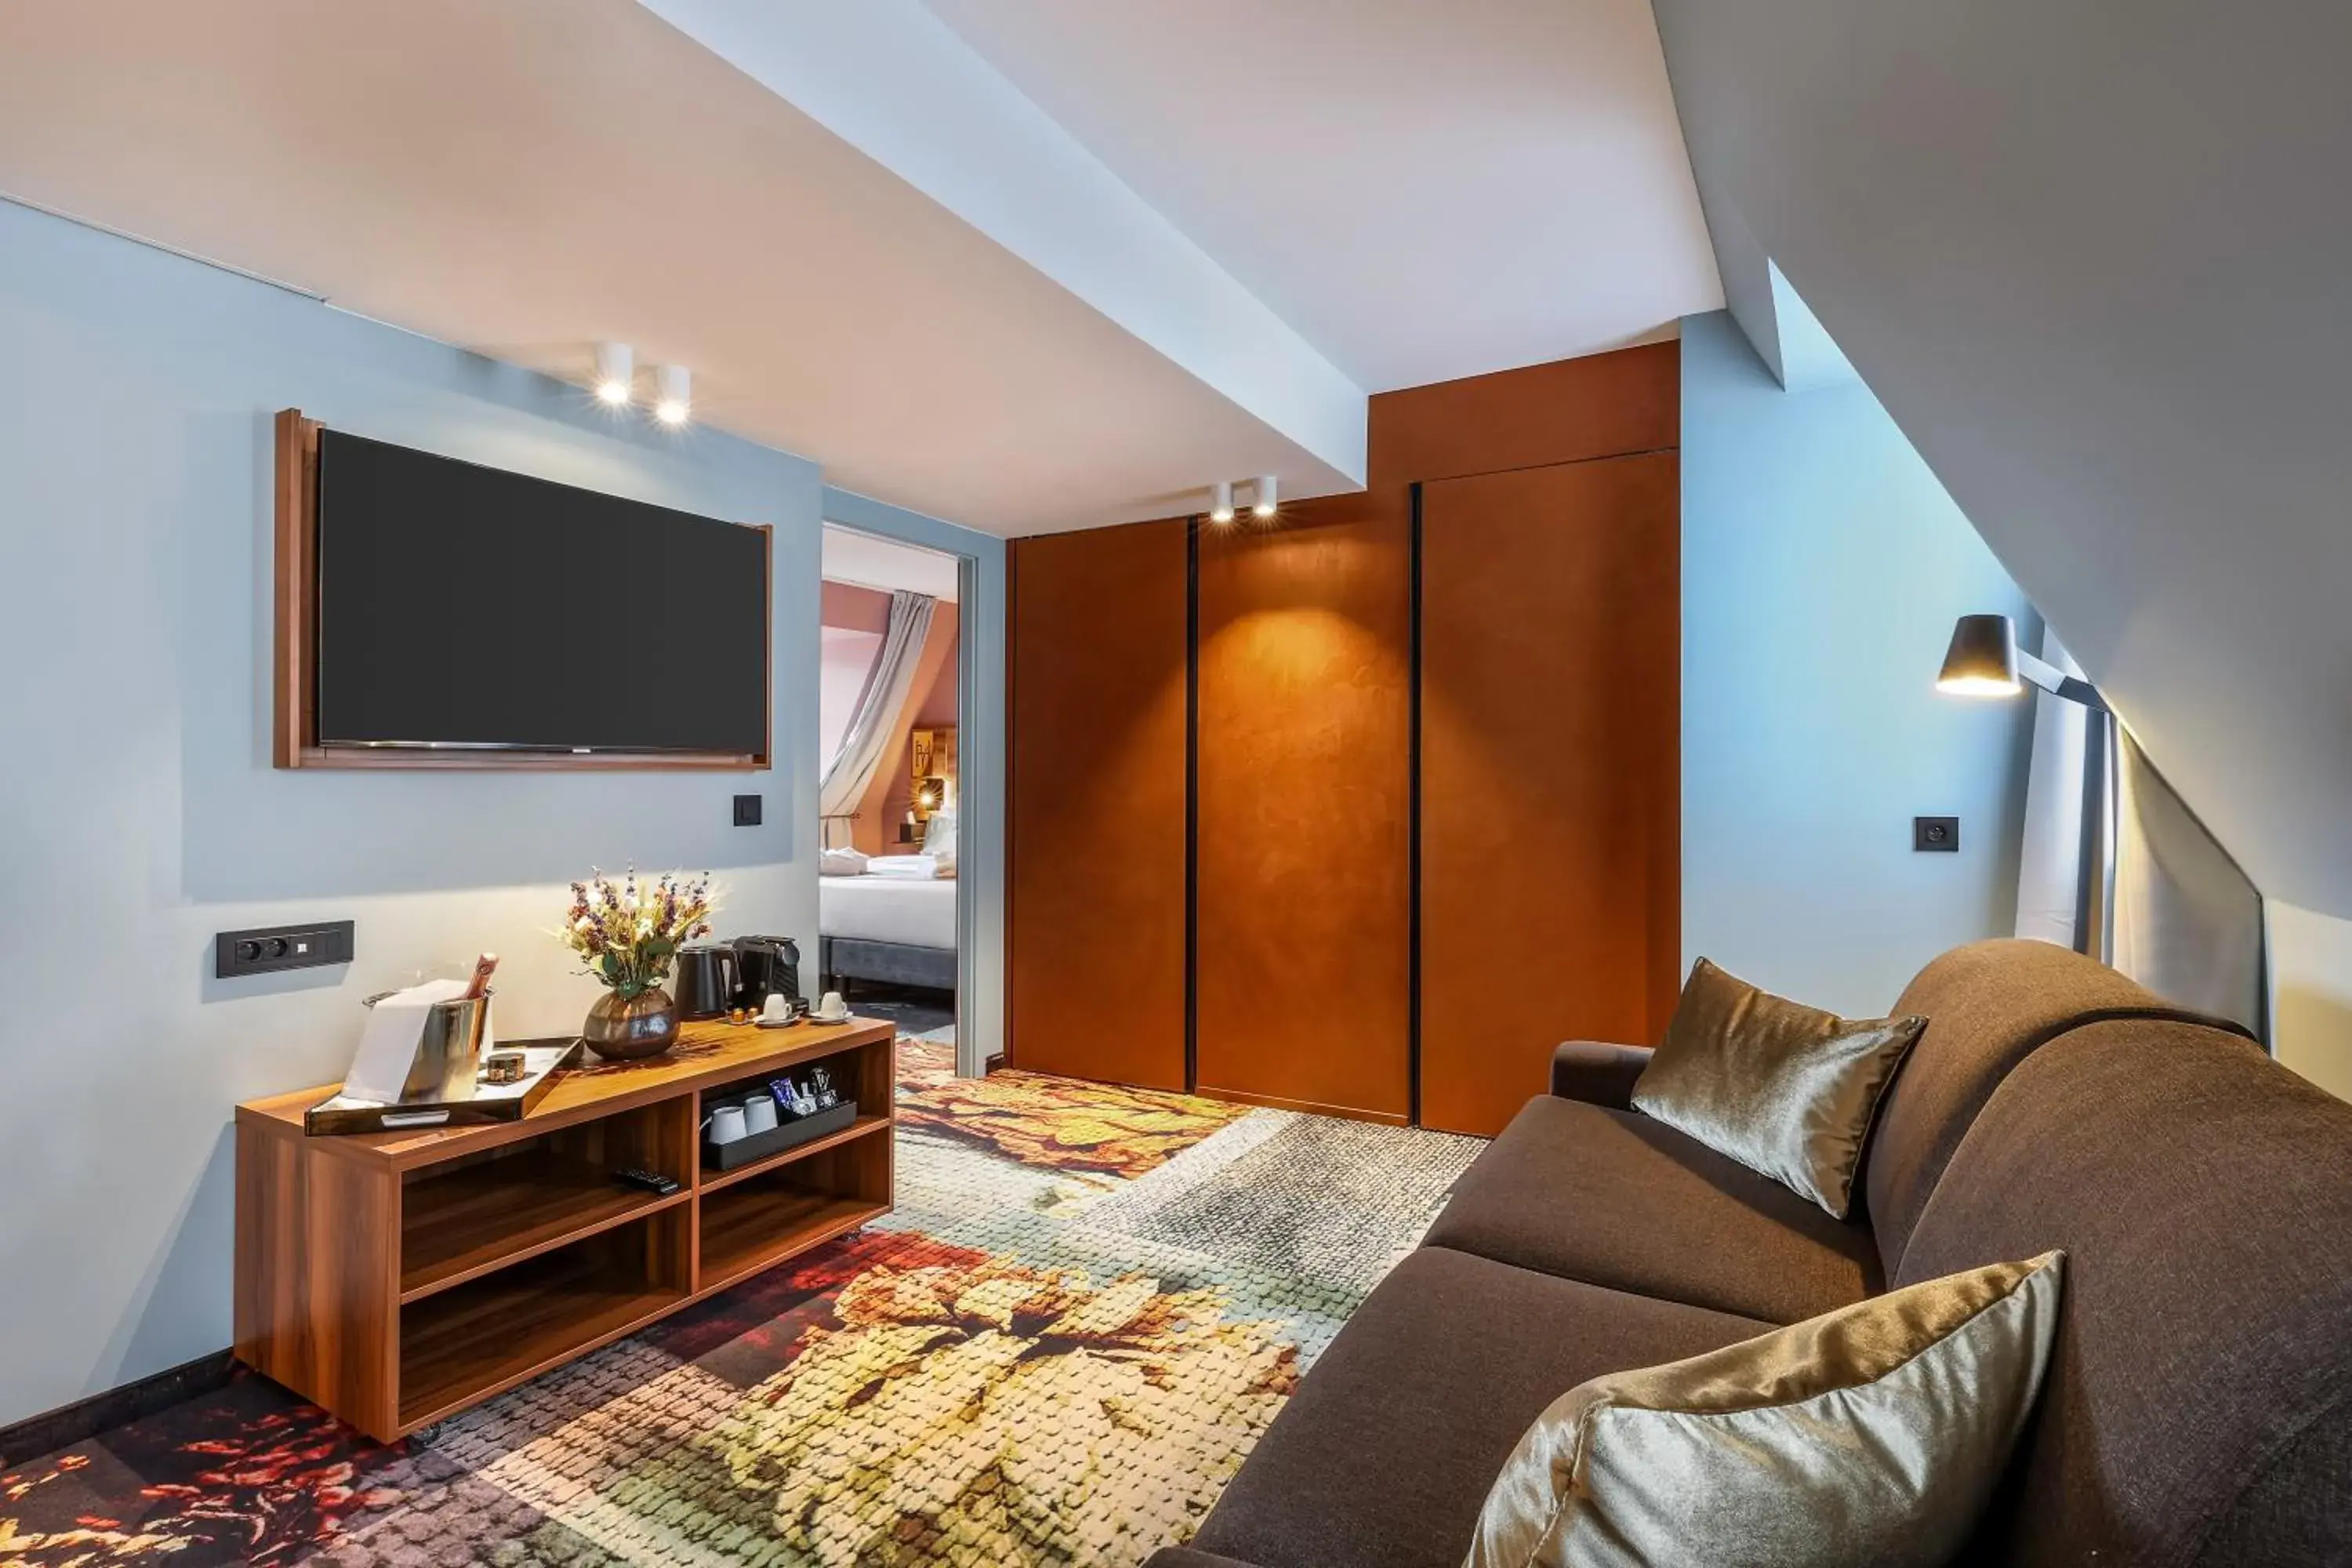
820 487 1007 1073
0 197 848 1425
1681 310 2035 1014
1766 263 1860 394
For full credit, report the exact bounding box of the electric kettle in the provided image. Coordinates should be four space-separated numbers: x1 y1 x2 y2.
673 943 740 1022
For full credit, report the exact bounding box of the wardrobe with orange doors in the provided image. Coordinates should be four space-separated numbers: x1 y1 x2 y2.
1007 343 1679 1138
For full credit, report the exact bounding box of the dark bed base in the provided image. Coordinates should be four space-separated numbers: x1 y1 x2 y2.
821 935 957 994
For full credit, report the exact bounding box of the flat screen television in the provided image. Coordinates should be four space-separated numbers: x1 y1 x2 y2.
311 430 769 757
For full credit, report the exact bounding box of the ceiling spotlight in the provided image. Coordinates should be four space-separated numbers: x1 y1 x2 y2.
592 342 633 406
1253 474 1278 518
1209 480 1236 524
652 364 691 426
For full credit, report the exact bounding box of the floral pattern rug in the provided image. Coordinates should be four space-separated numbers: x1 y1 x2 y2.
0 1033 1483 1566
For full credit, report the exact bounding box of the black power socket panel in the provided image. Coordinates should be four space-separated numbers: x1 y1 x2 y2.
733 793 764 827
216 920 355 978
1913 816 1961 852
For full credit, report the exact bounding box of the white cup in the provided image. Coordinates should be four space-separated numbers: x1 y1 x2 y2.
706 1103 748 1144
816 989 849 1022
760 991 791 1023
742 1093 779 1135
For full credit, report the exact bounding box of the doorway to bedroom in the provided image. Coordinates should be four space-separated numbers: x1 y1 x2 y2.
818 524 964 1056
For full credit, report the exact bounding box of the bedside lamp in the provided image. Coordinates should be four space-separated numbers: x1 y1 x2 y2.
901 776 951 845
1936 613 2114 960
1937 613 2108 711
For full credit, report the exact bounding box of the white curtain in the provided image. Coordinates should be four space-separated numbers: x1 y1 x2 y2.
819 590 935 844
2014 633 2093 949
2113 731 2267 1036
2013 628 2266 1036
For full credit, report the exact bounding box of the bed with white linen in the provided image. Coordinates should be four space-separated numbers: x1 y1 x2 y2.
818 862 957 993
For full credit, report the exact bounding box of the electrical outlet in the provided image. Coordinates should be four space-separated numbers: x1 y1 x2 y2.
216 920 355 978
1914 815 1960 852
733 793 763 827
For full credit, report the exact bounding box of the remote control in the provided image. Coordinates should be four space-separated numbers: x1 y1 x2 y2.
613 1167 681 1196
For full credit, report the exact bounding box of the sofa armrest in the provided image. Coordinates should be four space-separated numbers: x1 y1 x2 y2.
1142 1550 1264 1568
1551 1040 1654 1108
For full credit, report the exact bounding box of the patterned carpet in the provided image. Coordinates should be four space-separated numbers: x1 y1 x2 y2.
0 1034 1483 1566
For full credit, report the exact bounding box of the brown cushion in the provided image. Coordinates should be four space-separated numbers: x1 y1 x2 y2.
1423 1094 1882 1323
1899 1018 2352 1566
1466 1251 2066 1568
1632 958 1925 1218
1866 938 2255 1278
1190 1246 1770 1568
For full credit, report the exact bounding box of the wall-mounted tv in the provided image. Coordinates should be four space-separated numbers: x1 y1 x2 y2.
303 427 769 762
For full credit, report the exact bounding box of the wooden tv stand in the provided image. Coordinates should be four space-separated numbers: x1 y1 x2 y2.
234 1018 895 1442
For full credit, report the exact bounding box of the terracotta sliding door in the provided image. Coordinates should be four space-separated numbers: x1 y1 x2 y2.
1419 455 1681 1137
1007 521 1190 1091
1196 506 1414 1122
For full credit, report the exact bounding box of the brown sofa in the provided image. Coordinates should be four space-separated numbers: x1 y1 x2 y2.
1147 939 2352 1568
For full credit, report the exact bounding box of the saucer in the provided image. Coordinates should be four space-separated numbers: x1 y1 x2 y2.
811 1011 852 1026
753 1015 801 1029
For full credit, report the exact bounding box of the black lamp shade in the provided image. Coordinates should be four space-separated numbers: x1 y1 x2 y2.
1938 614 2023 695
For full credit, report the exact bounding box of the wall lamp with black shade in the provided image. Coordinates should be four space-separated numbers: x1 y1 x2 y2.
1936 613 2115 961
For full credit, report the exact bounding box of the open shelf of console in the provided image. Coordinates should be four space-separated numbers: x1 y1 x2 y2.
700 1131 894 1292
696 1111 892 1196
398 1098 693 1301
235 1016 897 1441
398 1210 689 1428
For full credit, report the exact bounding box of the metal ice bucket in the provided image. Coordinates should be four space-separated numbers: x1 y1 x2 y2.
361 992 490 1103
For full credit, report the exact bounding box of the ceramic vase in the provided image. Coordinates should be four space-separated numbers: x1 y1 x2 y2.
583 985 680 1061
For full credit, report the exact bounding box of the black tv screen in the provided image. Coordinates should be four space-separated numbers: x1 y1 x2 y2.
314 430 768 756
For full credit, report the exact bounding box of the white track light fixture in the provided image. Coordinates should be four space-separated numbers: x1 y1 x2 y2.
1209 480 1236 524
652 365 692 426
593 342 634 406
1253 474 1278 518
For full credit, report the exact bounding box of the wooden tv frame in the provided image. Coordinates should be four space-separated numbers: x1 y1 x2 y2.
272 409 772 771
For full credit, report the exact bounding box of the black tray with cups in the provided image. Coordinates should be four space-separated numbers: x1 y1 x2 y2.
701 1058 858 1172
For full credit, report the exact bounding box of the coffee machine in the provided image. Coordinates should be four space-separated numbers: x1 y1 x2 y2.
730 935 801 1014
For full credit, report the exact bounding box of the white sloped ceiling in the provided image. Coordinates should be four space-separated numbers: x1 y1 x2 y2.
1653 0 2352 916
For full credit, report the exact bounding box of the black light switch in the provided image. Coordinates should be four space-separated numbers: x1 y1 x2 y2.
216 920 355 978
1914 815 1960 852
733 793 763 827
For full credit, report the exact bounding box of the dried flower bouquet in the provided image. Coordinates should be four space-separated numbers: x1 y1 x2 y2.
558 867 719 1000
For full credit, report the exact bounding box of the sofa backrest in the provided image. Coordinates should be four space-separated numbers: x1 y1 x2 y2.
1896 1018 2352 1566
1865 938 2251 1276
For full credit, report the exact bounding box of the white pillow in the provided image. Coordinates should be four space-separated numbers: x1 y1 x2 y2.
923 811 959 878
819 845 869 877
865 855 939 880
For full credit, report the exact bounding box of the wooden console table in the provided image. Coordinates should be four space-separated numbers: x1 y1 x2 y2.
234 1017 895 1442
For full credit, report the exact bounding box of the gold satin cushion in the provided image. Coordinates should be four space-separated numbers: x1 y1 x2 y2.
1465 1251 2065 1568
1631 958 1926 1218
